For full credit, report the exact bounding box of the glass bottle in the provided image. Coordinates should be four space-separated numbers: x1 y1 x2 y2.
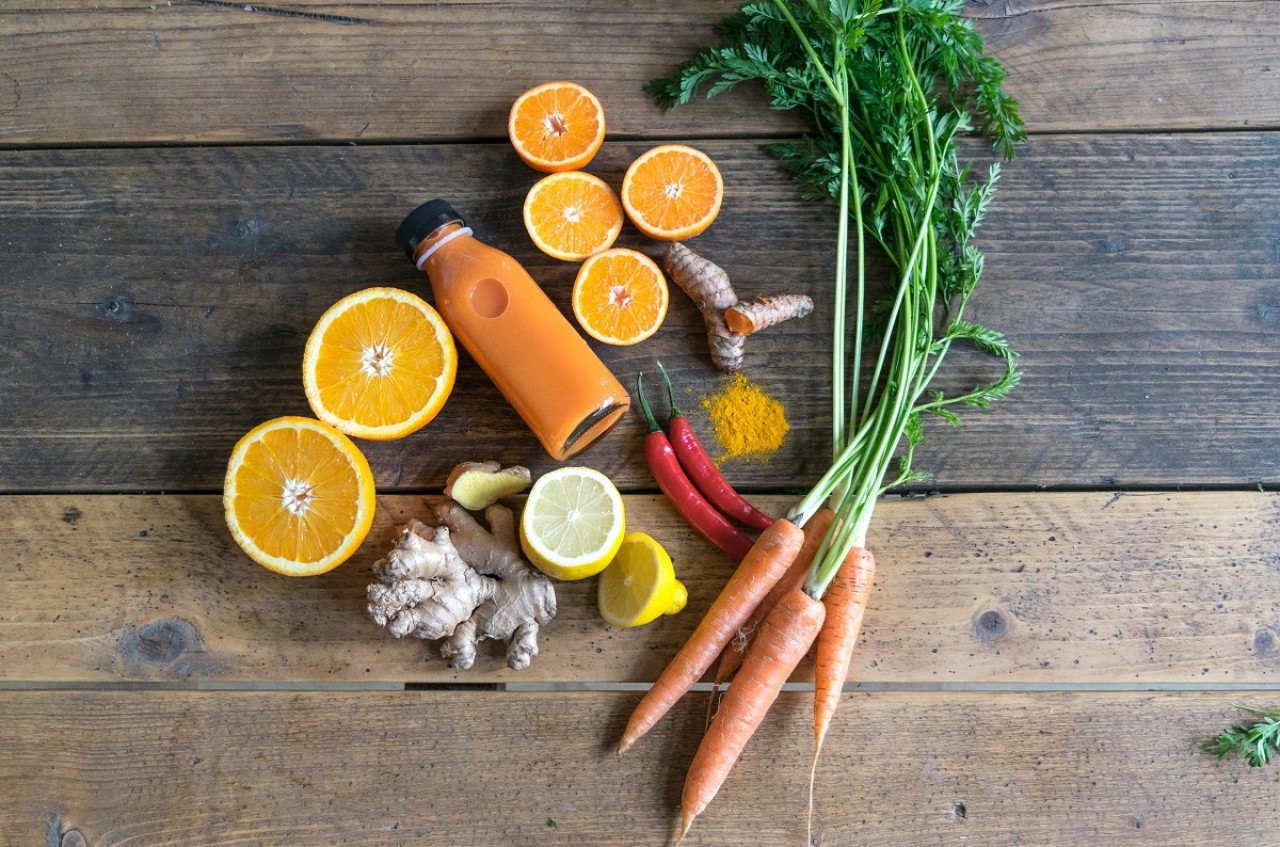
396 199 629 461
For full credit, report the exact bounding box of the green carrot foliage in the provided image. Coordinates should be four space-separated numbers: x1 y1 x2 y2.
648 0 1026 595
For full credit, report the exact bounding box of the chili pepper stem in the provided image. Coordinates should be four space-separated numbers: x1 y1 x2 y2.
636 372 662 434
655 360 685 419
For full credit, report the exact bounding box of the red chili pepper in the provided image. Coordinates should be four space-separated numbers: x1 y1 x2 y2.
637 373 755 562
656 362 775 532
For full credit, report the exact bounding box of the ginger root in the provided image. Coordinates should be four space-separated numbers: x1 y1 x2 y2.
366 501 556 670
663 242 813 373
443 461 531 511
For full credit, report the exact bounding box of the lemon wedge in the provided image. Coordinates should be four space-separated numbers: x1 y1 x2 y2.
520 467 626 580
598 533 688 628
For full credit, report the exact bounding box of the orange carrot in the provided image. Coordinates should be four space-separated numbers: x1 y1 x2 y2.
813 545 875 754
713 508 835 687
807 545 875 839
680 588 826 840
618 518 805 754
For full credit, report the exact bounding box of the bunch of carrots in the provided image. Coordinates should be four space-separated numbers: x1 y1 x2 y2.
619 0 1026 840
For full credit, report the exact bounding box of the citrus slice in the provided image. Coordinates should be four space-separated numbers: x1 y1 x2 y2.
598 533 688 628
621 144 724 241
523 171 624 262
571 247 669 346
303 287 457 441
520 466 626 580
508 81 606 173
224 416 377 577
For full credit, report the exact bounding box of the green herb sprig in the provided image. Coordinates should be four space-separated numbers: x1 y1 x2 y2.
648 0 1026 594
1207 705 1280 767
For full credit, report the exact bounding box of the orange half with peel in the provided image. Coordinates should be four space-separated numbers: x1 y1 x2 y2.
224 416 377 577
621 144 724 241
509 81 606 173
523 171 624 262
303 287 457 441
572 248 669 346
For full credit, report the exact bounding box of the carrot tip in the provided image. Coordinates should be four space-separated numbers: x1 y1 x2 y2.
676 810 696 845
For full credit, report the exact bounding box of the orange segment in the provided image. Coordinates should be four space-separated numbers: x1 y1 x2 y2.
572 248 669 346
523 171 624 262
303 287 457 441
621 144 724 241
508 81 606 173
224 415 377 576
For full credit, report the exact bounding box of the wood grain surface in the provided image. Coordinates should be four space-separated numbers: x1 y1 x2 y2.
4 134 1280 493
4 491 1278 684
5 0 1280 844
4 689 1277 846
3 1 1279 144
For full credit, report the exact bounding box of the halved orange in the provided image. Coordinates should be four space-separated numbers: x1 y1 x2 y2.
224 416 377 576
621 144 724 241
571 248 669 346
523 171 624 262
508 81 606 173
303 287 457 441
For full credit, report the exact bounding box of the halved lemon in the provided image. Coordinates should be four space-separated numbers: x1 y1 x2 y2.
520 466 626 580
223 416 377 577
598 533 688 628
303 287 457 441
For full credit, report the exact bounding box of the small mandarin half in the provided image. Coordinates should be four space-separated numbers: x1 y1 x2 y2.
571 247 669 346
621 144 724 241
508 81 606 173
523 171 624 262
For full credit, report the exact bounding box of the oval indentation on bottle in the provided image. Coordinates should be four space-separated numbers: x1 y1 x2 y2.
470 277 510 318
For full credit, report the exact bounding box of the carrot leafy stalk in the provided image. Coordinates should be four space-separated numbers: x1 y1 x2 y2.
1207 705 1280 767
638 0 1026 835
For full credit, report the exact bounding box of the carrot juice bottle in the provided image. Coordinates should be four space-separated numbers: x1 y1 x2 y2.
396 199 629 461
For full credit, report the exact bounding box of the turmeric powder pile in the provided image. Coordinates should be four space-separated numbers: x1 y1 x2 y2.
701 373 789 462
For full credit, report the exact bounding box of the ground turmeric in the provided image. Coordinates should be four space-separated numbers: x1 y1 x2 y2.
701 373 789 462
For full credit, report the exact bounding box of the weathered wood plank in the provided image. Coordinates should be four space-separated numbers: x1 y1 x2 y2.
0 141 834 492
3 491 1277 684
3 689 1277 846
3 136 1279 492
3 1 1278 145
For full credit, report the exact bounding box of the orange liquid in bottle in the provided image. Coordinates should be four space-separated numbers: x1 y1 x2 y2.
397 199 629 460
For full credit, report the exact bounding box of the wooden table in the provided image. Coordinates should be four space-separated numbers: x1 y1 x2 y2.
4 2 1280 844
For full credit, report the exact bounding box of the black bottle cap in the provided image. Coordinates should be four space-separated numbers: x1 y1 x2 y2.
396 199 465 260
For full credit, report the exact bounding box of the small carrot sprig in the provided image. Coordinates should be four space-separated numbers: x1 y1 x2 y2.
636 373 755 562
1207 705 1280 766
656 362 774 532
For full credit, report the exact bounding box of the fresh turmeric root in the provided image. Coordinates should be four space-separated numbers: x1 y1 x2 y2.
663 242 813 372
664 242 744 372
725 294 814 336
